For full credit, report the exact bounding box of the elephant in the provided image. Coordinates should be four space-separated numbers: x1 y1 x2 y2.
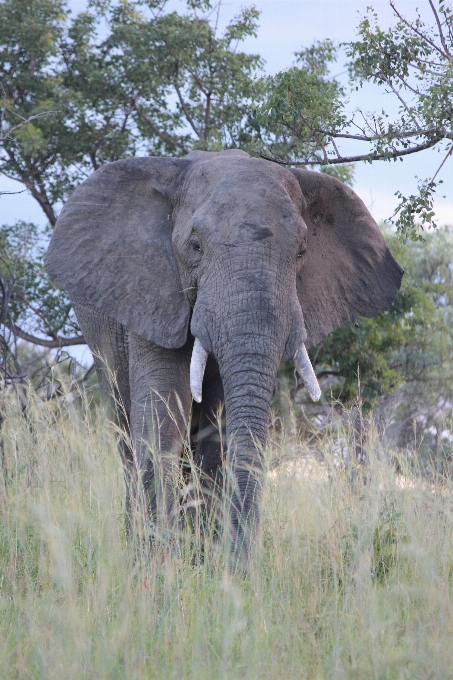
44 149 403 565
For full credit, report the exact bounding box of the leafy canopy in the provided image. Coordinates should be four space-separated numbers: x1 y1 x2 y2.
253 2 452 241
0 0 262 355
0 0 262 226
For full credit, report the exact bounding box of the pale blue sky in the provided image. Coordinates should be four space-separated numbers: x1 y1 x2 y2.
1 0 451 227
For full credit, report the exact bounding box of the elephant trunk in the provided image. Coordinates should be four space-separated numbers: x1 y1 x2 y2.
189 255 320 565
211 314 283 564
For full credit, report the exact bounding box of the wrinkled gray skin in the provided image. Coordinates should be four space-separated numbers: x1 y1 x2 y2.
45 150 403 565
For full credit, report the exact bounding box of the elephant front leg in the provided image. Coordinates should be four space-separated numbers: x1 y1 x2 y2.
190 356 226 544
194 356 225 481
128 332 192 544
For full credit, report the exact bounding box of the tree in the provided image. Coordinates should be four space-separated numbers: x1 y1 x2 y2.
309 228 452 407
0 0 261 221
378 226 453 463
253 1 452 240
0 0 262 382
0 88 55 177
274 226 452 465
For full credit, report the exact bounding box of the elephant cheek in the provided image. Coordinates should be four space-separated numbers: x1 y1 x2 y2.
190 305 213 355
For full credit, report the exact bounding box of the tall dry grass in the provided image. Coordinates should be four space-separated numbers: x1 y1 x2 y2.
0 389 453 679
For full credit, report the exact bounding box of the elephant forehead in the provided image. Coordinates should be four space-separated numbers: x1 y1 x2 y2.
184 182 304 240
172 156 307 249
182 155 304 207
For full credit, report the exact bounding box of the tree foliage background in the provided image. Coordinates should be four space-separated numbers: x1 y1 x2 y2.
254 1 452 241
0 0 262 347
1 0 452 461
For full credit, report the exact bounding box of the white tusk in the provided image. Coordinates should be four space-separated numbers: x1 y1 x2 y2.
190 338 208 403
294 344 321 402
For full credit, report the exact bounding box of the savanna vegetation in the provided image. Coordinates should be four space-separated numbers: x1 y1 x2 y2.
0 390 453 678
0 1 452 674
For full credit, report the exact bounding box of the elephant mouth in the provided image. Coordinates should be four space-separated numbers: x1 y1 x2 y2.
190 336 321 404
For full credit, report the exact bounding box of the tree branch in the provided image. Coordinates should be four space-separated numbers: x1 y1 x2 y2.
3 319 85 348
428 0 452 59
186 68 209 97
0 189 26 196
0 90 57 142
69 363 96 392
390 72 423 98
2 110 57 138
173 83 201 138
316 126 444 143
135 106 180 147
26 181 58 226
384 80 423 129
1 150 58 225
390 1 450 60
257 135 443 166
297 110 330 163
432 143 453 181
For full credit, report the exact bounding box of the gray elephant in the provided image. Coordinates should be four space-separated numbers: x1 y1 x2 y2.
44 149 403 563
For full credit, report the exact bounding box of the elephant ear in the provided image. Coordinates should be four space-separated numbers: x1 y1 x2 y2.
291 168 403 348
45 157 191 349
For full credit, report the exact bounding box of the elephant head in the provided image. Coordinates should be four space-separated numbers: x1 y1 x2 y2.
45 149 403 556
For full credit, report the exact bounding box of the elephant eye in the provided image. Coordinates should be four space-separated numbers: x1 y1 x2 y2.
297 244 307 258
189 237 203 254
